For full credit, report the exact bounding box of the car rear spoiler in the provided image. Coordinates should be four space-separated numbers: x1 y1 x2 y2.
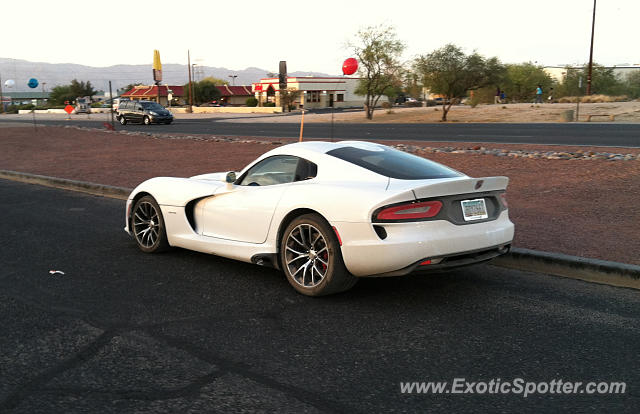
389 176 509 200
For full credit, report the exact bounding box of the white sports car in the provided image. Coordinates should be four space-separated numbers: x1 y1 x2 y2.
125 141 514 296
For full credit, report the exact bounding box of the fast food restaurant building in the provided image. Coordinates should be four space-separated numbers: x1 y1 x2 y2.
251 76 362 109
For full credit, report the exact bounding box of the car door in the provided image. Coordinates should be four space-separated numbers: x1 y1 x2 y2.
119 101 129 120
200 155 306 243
133 103 144 123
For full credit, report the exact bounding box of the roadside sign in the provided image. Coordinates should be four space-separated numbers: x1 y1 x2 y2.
64 105 74 114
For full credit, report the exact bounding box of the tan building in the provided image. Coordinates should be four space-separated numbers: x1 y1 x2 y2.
252 76 364 109
544 65 640 83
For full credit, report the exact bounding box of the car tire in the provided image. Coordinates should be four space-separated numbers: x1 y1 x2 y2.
280 213 357 296
119 116 127 125
131 195 170 253
143 116 151 125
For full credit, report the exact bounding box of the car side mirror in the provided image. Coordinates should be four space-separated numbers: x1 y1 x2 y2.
225 171 237 183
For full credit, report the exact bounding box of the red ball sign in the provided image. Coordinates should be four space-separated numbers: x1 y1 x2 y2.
342 58 358 75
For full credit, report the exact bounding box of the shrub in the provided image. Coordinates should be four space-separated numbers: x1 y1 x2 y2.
425 99 436 107
468 96 481 108
381 101 392 109
405 101 423 107
245 97 258 107
263 102 276 107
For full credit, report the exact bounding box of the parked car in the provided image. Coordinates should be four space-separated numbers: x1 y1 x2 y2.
124 141 514 296
116 100 173 125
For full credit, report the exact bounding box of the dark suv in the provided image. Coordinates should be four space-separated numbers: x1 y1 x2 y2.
116 100 173 125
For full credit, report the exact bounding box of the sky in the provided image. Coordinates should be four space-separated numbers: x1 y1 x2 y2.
2 0 638 74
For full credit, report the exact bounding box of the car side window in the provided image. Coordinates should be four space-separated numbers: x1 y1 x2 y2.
238 155 318 186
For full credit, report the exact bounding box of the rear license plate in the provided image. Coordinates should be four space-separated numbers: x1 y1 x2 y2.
461 198 488 221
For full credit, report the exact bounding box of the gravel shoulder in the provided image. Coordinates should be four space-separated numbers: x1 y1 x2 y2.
1 126 638 265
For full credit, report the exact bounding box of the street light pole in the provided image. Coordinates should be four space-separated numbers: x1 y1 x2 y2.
0 72 4 114
586 0 596 95
187 50 194 112
228 75 237 85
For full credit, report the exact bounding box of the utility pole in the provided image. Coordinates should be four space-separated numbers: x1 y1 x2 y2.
0 73 4 114
187 50 194 112
586 0 596 95
228 75 237 85
109 81 115 129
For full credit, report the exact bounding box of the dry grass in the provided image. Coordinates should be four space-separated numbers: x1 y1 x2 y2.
556 94 629 103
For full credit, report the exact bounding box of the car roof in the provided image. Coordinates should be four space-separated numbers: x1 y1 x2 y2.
266 140 386 156
239 141 391 183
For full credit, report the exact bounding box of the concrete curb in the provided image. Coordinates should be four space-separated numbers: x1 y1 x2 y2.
0 170 131 200
2 170 639 290
492 248 640 289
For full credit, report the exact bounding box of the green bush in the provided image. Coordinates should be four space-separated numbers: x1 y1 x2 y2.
91 102 103 108
245 97 258 107
263 102 276 107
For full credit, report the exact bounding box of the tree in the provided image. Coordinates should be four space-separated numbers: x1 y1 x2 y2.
557 64 623 97
183 79 222 105
626 71 640 99
120 83 143 94
49 79 96 105
403 71 423 100
200 76 228 85
502 63 554 102
70 79 96 97
415 44 504 121
49 85 74 105
350 25 405 120
49 79 97 105
278 88 300 111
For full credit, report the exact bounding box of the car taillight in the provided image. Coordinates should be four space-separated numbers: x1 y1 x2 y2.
375 200 442 221
500 193 508 209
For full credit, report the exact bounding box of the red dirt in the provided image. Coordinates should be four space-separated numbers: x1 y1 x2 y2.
1 126 638 265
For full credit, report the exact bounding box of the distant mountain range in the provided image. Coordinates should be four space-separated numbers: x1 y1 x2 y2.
0 58 333 93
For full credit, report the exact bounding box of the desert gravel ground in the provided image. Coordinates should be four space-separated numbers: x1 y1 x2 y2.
0 126 638 265
221 101 640 124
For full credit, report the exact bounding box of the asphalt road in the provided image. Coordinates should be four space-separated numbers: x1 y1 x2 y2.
1 179 639 413
3 116 640 147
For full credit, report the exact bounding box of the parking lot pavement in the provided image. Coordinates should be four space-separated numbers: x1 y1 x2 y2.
1 179 639 413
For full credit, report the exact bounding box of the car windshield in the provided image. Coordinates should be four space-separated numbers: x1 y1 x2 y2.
327 145 463 180
140 102 165 110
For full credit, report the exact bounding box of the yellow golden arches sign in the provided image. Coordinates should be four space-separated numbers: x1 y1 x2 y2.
153 50 162 83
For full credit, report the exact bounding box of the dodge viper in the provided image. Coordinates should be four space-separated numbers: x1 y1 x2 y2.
125 141 514 296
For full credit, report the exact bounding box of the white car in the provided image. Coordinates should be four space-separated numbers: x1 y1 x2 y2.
125 141 514 296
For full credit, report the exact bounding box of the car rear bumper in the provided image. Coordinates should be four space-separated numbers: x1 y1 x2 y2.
334 211 514 277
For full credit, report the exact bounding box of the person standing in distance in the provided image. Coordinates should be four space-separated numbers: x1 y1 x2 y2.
535 85 543 104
